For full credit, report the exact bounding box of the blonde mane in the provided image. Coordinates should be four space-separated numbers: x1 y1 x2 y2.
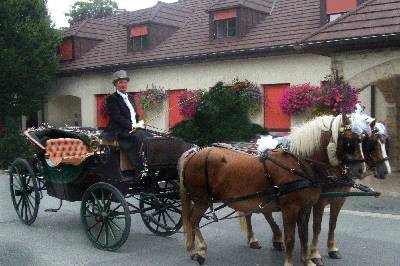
288 115 343 157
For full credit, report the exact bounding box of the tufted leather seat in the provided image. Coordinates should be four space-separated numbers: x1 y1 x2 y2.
45 138 91 166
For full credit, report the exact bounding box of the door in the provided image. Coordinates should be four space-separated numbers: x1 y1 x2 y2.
263 84 291 136
168 90 185 129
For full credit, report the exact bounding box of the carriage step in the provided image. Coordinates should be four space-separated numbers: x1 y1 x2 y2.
44 199 63 212
44 209 60 213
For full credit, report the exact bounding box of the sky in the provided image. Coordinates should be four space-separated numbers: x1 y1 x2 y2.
47 0 178 28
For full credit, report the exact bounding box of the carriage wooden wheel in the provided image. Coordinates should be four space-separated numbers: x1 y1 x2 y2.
80 182 131 251
9 158 40 225
139 179 182 236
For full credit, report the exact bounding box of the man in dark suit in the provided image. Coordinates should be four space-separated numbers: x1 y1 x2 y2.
102 70 150 175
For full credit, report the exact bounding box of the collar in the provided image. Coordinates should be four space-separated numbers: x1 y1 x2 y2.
116 90 128 99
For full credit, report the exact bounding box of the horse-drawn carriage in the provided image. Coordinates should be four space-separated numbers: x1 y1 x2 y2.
9 126 191 250
9 112 389 265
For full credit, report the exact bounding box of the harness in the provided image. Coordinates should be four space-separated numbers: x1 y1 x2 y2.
184 145 320 219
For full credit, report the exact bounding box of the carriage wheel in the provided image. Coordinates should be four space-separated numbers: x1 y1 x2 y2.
139 180 182 236
9 158 40 225
81 182 131 251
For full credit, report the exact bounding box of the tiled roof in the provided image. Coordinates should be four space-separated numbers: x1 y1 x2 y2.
126 2 193 28
59 0 322 73
208 0 275 14
302 0 400 43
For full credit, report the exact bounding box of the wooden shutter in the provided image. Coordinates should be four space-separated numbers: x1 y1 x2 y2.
97 95 109 129
130 92 144 121
264 84 291 135
213 9 237 20
326 0 357 14
168 90 185 129
130 26 148 37
60 39 73 61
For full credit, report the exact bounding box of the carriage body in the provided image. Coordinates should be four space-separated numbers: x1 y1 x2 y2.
9 127 192 250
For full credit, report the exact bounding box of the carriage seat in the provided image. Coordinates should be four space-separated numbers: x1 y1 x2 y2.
100 138 133 171
45 138 91 167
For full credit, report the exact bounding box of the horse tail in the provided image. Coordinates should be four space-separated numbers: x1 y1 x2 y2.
178 148 196 251
238 212 247 232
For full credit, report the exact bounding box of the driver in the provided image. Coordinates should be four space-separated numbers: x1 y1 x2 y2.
101 70 150 176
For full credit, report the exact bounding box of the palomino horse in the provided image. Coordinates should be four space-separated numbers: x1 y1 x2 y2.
309 119 391 266
179 114 365 266
237 114 368 260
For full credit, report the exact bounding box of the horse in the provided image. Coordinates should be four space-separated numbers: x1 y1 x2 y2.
236 113 368 260
178 114 365 266
309 119 391 266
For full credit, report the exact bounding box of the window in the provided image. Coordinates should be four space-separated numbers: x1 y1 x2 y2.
129 25 148 50
215 18 236 38
132 35 148 50
212 8 237 39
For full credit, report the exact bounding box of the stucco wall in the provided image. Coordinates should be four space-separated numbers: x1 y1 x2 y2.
50 53 331 129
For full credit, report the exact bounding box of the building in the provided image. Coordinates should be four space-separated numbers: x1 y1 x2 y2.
47 0 400 167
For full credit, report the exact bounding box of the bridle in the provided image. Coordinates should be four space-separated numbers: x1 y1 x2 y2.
363 130 389 168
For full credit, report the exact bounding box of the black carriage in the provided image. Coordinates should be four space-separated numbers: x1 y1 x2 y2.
9 126 192 250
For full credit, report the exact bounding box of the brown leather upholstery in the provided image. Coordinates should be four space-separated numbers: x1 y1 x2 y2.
45 138 90 166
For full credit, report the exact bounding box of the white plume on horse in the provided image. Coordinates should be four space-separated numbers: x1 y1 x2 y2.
256 135 279 153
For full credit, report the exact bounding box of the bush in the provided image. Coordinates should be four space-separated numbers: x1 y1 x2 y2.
171 81 267 146
0 118 34 168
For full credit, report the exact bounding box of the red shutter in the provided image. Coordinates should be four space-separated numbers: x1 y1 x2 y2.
130 26 148 37
168 90 185 129
97 95 109 129
129 92 144 121
213 9 237 21
264 84 291 134
60 39 73 61
326 0 357 14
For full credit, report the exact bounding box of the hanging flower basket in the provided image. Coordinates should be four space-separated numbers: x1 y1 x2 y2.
138 87 167 112
313 80 359 116
279 83 316 115
178 90 203 120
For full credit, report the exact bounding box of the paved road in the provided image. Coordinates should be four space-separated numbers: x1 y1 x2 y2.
1 172 400 266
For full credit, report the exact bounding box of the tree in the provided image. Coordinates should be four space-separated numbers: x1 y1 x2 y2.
171 82 267 146
65 0 118 26
0 0 60 119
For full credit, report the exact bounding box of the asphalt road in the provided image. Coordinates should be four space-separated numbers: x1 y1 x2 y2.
1 172 400 266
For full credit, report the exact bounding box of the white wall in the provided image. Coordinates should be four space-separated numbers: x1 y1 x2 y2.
50 53 331 129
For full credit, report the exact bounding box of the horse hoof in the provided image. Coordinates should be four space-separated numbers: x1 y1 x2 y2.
311 258 324 266
193 254 206 265
328 251 342 259
273 242 285 251
250 241 262 249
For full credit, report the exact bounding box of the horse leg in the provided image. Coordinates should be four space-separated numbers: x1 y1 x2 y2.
242 213 262 249
190 203 209 265
281 207 299 266
310 201 326 266
263 212 284 251
327 198 346 259
297 206 315 266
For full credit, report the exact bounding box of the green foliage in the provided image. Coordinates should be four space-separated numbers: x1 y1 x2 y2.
171 82 267 146
0 0 61 118
0 117 34 168
65 0 118 25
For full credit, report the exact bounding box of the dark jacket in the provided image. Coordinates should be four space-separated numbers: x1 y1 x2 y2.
102 91 140 140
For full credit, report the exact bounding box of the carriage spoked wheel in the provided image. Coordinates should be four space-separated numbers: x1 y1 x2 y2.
9 158 40 225
139 179 182 236
81 182 131 251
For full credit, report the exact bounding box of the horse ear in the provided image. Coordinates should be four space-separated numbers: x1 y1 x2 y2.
369 119 376 129
341 113 351 125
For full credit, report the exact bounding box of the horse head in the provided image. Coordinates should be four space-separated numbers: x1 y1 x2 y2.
334 113 367 178
363 120 391 179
